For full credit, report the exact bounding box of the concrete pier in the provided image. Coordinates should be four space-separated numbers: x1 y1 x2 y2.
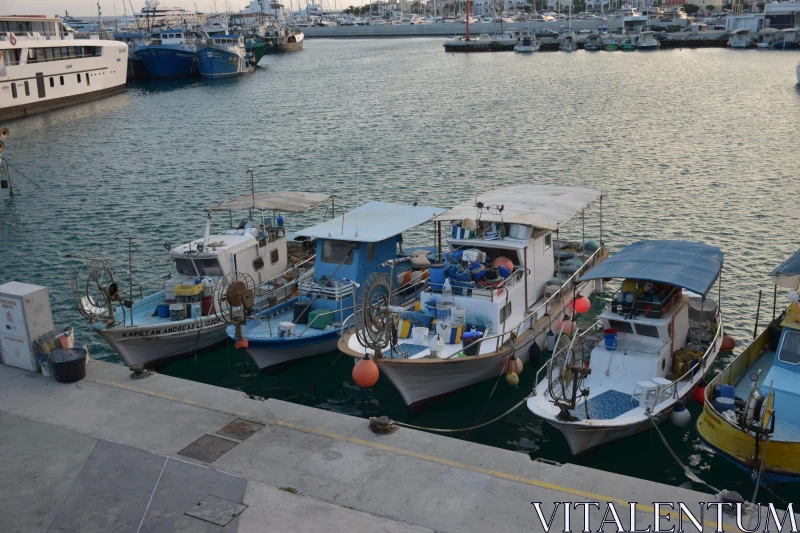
0 359 788 532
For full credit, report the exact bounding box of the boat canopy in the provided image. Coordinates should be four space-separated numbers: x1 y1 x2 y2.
209 192 333 213
580 240 724 297
296 201 446 243
433 184 599 230
770 250 800 289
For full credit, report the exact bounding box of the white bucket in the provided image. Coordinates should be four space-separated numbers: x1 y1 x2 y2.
450 306 467 325
412 327 429 345
436 302 452 320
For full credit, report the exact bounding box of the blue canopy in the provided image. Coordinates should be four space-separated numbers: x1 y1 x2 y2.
770 249 800 289
580 240 724 297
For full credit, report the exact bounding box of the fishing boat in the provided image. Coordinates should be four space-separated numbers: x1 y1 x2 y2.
620 38 637 51
514 35 540 53
603 39 619 51
72 190 333 371
263 24 305 53
560 34 578 52
728 29 755 48
339 185 609 409
134 27 199 78
797 61 800 85
0 16 128 121
696 249 800 484
584 33 602 51
233 201 445 372
196 32 255 79
528 240 725 455
638 31 660 50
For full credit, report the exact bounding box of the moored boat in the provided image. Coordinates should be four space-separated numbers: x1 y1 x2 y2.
620 38 637 51
514 35 540 53
697 249 800 484
528 240 725 455
72 190 333 371
638 31 660 50
728 28 755 48
584 33 602 51
196 32 255 79
234 201 445 372
603 39 619 51
560 34 578 52
134 27 199 78
339 185 609 409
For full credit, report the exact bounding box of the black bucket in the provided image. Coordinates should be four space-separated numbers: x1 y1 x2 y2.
50 348 87 383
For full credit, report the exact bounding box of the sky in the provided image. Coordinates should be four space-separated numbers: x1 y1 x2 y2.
0 0 341 18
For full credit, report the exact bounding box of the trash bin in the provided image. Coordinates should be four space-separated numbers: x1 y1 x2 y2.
50 347 88 383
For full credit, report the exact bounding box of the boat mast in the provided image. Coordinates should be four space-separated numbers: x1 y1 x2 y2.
466 0 471 40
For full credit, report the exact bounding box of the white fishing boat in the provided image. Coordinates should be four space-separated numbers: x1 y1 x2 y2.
72 190 333 371
560 34 578 52
0 16 127 121
339 185 609 409
638 30 660 50
728 28 755 48
527 240 725 455
796 61 800 85
514 35 540 52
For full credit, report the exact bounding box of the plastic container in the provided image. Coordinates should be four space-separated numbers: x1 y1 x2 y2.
192 303 202 319
463 331 482 356
412 327 429 345
157 303 171 319
507 224 533 240
169 303 185 321
436 321 463 344
293 301 312 324
436 301 452 321
719 384 736 399
174 282 204 298
429 264 446 292
715 397 735 413
202 297 213 316
603 328 618 351
450 306 467 325
50 347 87 383
424 301 438 317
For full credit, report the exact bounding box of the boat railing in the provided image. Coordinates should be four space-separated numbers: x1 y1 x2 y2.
131 272 173 300
654 309 724 410
532 320 602 396
608 284 681 320
251 254 316 309
461 246 607 356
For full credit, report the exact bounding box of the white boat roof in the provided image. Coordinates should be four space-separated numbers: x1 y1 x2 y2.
170 233 255 256
296 201 446 243
434 184 600 230
209 191 333 213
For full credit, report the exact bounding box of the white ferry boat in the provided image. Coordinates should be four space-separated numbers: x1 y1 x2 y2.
0 16 128 120
135 0 199 26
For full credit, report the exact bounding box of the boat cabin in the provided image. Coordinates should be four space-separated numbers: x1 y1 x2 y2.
152 29 196 45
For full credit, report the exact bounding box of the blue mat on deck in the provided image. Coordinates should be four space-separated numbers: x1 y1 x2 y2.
573 389 638 420
387 344 429 359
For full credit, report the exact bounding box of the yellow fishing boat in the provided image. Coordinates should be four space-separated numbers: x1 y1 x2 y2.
696 250 800 484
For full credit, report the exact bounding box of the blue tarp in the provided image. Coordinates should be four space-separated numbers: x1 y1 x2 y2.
770 249 800 289
580 240 724 297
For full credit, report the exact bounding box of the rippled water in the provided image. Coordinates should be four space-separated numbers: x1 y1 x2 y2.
2 39 800 503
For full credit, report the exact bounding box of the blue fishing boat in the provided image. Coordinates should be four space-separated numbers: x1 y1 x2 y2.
231 201 445 372
196 33 255 79
134 27 198 78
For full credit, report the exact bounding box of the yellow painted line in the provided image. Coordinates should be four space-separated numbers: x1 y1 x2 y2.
91 376 740 531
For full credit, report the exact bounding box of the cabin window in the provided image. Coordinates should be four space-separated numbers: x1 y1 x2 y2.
49 77 54 87
608 320 634 334
778 330 800 365
54 47 62 59
194 258 224 277
321 240 354 265
500 302 512 323
24 81 29 96
45 48 54 60
86 73 90 86
270 249 279 265
634 324 660 338
77 73 81 83
2 49 20 65
60 75 64 85
174 258 197 276
544 233 552 251
11 83 17 99
253 257 265 271
366 243 374 262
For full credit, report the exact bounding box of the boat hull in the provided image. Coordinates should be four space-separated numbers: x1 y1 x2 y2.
94 317 227 370
196 47 253 79
604 44 619 51
265 40 304 53
134 46 197 78
246 330 340 371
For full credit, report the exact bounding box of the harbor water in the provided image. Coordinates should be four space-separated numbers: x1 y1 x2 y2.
2 38 800 503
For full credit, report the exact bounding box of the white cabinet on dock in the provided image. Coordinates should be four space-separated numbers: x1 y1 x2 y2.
0 282 54 372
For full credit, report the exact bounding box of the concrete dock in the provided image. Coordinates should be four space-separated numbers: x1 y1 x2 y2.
0 359 787 533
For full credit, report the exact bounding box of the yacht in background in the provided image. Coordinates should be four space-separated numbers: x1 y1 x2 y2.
135 0 199 27
0 15 128 120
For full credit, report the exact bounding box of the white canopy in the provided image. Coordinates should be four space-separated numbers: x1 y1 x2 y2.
296 201 446 243
434 184 600 230
210 191 333 213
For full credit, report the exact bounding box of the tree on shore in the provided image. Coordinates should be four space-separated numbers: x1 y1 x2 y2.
682 3 700 14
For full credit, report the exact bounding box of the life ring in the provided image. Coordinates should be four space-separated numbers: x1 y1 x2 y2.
9 34 16 46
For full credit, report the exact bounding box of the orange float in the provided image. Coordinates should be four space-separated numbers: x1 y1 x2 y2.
721 334 735 351
353 356 380 388
573 296 591 314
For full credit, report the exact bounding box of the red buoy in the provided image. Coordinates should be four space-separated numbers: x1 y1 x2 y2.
353 356 380 388
694 385 706 405
721 334 736 351
235 337 249 351
506 356 523 375
573 296 591 314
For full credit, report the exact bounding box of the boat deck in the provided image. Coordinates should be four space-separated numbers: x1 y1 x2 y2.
241 305 337 341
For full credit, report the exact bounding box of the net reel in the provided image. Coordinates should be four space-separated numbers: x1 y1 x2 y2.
70 258 127 326
547 327 591 421
213 272 256 338
355 272 400 357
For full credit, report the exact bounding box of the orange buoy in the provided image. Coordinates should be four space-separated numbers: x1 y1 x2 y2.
721 334 736 351
694 385 707 405
573 296 591 314
235 337 249 351
506 356 523 375
353 356 380 388
561 320 575 335
506 372 520 386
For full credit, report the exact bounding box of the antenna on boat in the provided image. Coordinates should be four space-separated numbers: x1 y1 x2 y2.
248 167 256 212
354 148 360 237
